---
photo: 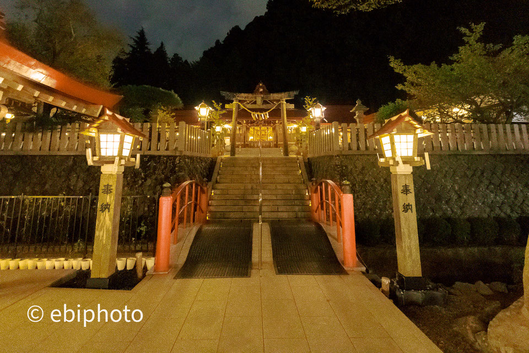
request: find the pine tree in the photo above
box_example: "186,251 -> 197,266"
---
151,42 -> 171,89
111,28 -> 153,87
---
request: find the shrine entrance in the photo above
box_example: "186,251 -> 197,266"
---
248,126 -> 275,148
221,83 -> 298,156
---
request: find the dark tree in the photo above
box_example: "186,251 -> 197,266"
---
151,42 -> 171,89
111,28 -> 153,87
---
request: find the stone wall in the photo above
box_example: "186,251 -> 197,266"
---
309,154 -> 529,222
0,155 -> 215,196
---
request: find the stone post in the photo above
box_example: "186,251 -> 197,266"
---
90,164 -> 124,283
281,99 -> 289,156
230,99 -> 239,156
390,164 -> 422,279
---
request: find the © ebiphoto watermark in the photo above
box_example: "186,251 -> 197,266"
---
27,304 -> 143,327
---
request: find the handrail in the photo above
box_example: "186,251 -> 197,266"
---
155,179 -> 209,272
311,179 -> 343,242
170,180 -> 208,244
310,179 -> 357,268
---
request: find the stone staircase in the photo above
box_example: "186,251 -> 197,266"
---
208,157 -> 311,221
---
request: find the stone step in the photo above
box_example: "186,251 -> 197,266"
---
221,160 -> 299,167
219,168 -> 301,175
207,211 -> 311,220
213,183 -> 307,190
262,211 -> 311,220
209,205 -> 309,213
211,189 -> 307,196
210,194 -> 308,201
217,176 -> 302,183
210,199 -> 309,206
208,211 -> 259,220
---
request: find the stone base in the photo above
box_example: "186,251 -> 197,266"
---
488,297 -> 529,353
396,272 -> 427,290
395,288 -> 447,306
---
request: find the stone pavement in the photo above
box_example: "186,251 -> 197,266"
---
0,225 -> 442,353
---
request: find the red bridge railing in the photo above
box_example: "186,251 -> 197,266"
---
311,179 -> 357,268
155,180 -> 208,272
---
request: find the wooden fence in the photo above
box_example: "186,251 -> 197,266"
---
0,121 -> 211,157
308,121 -> 529,157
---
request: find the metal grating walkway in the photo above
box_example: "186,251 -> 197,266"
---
175,222 -> 253,279
270,221 -> 347,275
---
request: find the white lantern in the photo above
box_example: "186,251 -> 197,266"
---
369,109 -> 432,167
82,109 -> 144,167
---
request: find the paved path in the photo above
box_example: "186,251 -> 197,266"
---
0,225 -> 442,352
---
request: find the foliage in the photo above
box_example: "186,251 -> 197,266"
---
302,96 -> 319,129
447,218 -> 471,245
390,23 -> 529,124
208,101 -> 228,149
468,217 -> 498,246
310,0 -> 402,13
117,85 -> 183,123
111,28 -> 193,104
25,109 -> 91,130
517,216 -> 529,244
495,217 -> 522,245
379,218 -> 395,245
355,219 -> 381,246
7,0 -> 123,88
375,99 -> 413,123
420,217 -> 452,245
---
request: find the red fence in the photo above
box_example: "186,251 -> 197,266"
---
154,180 -> 208,272
311,180 -> 357,268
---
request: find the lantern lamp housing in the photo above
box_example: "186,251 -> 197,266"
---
310,103 -> 326,120
82,109 -> 145,168
195,102 -> 211,121
368,109 -> 432,168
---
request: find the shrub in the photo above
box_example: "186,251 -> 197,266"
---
355,219 -> 381,246
468,218 -> 499,246
447,218 -> 471,245
495,217 -> 522,245
517,216 -> 529,245
379,218 -> 396,245
420,217 -> 452,245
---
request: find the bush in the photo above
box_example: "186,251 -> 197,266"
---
379,218 -> 396,245
447,218 -> 471,245
420,217 -> 452,245
468,218 -> 499,246
517,216 -> 529,245
355,219 -> 381,246
495,217 -> 522,245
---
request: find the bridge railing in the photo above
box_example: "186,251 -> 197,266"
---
310,179 -> 357,268
0,121 -> 211,157
155,180 -> 208,272
308,121 -> 529,157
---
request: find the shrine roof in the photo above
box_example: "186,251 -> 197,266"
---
0,41 -> 122,109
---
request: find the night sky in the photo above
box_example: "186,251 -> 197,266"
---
2,0 -> 268,61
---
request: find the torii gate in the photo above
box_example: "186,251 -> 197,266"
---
221,83 -> 298,156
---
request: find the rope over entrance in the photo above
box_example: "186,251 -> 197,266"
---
235,101 -> 281,121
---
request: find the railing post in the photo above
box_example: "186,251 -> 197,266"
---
174,194 -> 180,244
341,182 -> 357,269
310,180 -> 320,222
200,187 -> 208,223
155,183 -> 172,273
